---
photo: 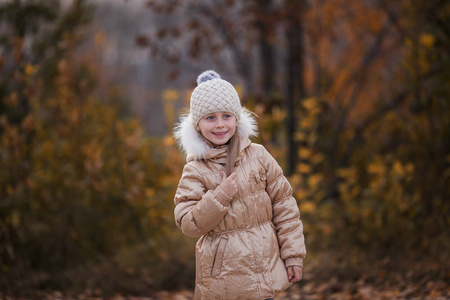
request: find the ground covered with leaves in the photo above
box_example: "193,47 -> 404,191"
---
147,276 -> 449,300
3,260 -> 448,300
2,278 -> 448,300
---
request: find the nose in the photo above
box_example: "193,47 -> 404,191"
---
216,118 -> 224,128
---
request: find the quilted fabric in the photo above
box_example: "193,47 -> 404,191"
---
190,76 -> 241,126
174,139 -> 306,299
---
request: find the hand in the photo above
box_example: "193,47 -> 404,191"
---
287,266 -> 302,283
219,171 -> 238,198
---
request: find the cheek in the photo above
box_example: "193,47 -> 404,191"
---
228,122 -> 237,133
200,125 -> 214,136
197,121 -> 210,132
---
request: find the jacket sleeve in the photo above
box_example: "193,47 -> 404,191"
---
174,163 -> 232,237
261,146 -> 306,268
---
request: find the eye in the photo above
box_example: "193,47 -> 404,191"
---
224,114 -> 232,119
206,116 -> 214,120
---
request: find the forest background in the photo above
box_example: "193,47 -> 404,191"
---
0,0 -> 449,298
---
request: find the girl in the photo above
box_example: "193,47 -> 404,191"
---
174,70 -> 306,300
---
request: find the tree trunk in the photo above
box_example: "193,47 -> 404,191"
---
256,0 -> 275,109
285,0 -> 307,175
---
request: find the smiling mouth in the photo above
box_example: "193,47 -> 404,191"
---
213,131 -> 227,136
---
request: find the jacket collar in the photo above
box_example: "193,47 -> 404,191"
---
174,108 -> 258,161
186,136 -> 252,163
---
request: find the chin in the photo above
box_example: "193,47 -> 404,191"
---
210,137 -> 230,146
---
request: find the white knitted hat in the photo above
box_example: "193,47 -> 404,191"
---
174,70 -> 258,158
190,70 -> 241,125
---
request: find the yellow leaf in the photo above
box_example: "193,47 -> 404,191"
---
308,173 -> 322,188
420,33 -> 435,48
295,189 -> 309,200
297,163 -> 311,174
234,84 -> 243,97
350,186 -> 360,198
145,188 -> 155,197
302,97 -> 317,110
163,135 -> 175,147
337,167 -> 357,183
253,104 -> 264,115
308,133 -> 318,144
289,174 -> 301,186
392,161 -> 404,176
309,107 -> 321,116
368,163 -> 385,175
162,89 -> 179,102
311,153 -> 326,165
337,168 -> 349,178
301,201 -> 316,213
294,132 -> 306,142
25,64 -> 37,76
338,183 -> 348,193
272,107 -> 285,121
43,140 -> 52,153
299,148 -> 312,158
300,118 -> 311,129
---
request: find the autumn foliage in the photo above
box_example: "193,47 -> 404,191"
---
1,0 -> 449,298
0,0 -> 192,294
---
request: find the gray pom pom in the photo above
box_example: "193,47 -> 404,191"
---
197,70 -> 221,85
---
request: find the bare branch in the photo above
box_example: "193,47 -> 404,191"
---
328,22 -> 391,168
192,3 -> 253,88
340,66 -> 443,166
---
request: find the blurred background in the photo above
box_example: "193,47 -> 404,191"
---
0,0 -> 449,298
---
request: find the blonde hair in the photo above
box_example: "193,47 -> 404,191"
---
225,129 -> 240,176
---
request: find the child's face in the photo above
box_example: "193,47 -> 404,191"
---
197,111 -> 237,146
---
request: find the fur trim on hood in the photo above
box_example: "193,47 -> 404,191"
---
174,108 -> 258,160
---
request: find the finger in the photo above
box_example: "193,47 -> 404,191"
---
221,171 -> 227,181
287,267 -> 293,279
290,267 -> 299,282
294,268 -> 302,281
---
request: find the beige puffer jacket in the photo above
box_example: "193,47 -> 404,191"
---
174,111 -> 306,300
